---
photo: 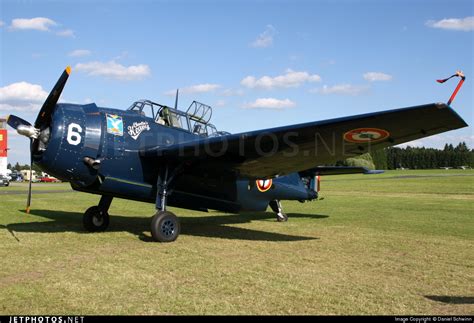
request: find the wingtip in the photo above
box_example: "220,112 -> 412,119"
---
66,66 -> 72,75
435,102 -> 449,109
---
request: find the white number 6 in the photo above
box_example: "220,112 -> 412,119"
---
67,123 -> 83,146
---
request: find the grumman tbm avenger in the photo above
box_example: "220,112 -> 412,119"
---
7,67 -> 467,242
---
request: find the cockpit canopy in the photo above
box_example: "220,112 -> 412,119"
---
128,100 -> 229,137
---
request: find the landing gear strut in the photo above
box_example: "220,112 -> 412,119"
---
151,166 -> 181,242
83,195 -> 113,232
269,200 -> 288,222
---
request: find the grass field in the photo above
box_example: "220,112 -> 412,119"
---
0,170 -> 473,315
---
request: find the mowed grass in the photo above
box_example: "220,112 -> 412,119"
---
0,170 -> 473,315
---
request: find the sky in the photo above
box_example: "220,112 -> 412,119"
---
1,0 -> 473,164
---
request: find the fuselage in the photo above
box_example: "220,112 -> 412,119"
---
34,103 -> 317,213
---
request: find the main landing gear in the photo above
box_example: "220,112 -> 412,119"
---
83,195 -> 112,232
81,191 -> 180,242
151,166 -> 181,242
269,200 -> 288,222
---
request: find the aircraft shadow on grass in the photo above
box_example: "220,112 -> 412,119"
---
5,210 -> 328,242
424,295 -> 474,304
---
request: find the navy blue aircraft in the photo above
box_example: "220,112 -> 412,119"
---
7,67 -> 468,242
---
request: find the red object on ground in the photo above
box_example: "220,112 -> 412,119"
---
39,177 -> 59,182
0,130 -> 7,157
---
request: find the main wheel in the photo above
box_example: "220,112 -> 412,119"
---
83,206 -> 109,232
151,211 -> 180,242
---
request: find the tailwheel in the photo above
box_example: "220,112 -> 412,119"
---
83,206 -> 109,232
151,211 -> 181,242
269,200 -> 288,222
276,212 -> 288,222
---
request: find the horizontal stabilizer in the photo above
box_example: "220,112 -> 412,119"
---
300,166 -> 383,176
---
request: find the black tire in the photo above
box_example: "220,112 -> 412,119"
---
151,211 -> 180,242
277,213 -> 288,222
83,206 -> 109,232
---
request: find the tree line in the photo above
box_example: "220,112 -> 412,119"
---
7,162 -> 43,173
340,142 -> 473,170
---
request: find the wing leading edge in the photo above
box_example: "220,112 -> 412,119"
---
141,103 -> 467,179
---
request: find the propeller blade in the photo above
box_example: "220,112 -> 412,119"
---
26,140 -> 33,214
7,115 -> 32,130
7,115 -> 39,138
34,66 -> 71,129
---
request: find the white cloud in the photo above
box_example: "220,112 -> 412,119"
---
0,103 -> 42,113
251,25 -> 276,48
311,84 -> 370,96
68,49 -> 92,57
0,21 -> 4,27
10,17 -> 57,31
9,17 -> 75,38
426,16 -> 474,31
56,29 -> 75,37
289,55 -> 300,61
220,88 -> 245,96
395,140 -> 426,148
215,100 -> 226,107
113,51 -> 129,60
0,82 -> 48,112
241,69 -> 321,89
0,82 -> 48,103
165,84 -> 221,96
75,60 -> 151,81
182,84 -> 220,94
243,98 -> 296,109
363,72 -> 393,82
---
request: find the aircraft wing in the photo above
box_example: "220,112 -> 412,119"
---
141,103 -> 467,179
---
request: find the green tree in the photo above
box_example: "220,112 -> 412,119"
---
32,163 -> 42,173
371,149 -> 388,170
455,142 -> 470,167
343,153 -> 375,170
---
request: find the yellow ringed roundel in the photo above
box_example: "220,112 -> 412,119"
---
343,128 -> 390,143
256,179 -> 272,192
